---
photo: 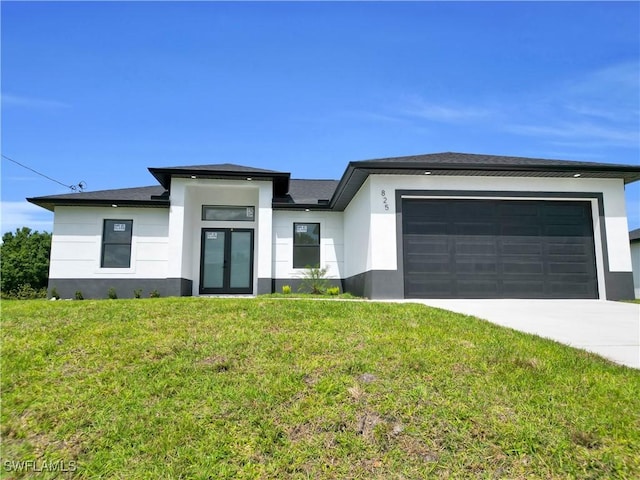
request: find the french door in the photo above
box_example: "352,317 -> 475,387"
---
200,228 -> 254,294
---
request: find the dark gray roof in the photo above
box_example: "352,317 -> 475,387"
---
630,229 -> 640,242
27,152 -> 640,212
148,163 -> 290,192
155,163 -> 285,174
285,179 -> 339,205
27,186 -> 168,211
331,151 -> 640,210
354,152 -> 638,169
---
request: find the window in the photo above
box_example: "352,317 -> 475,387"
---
101,220 -> 133,268
293,223 -> 320,268
202,205 -> 255,221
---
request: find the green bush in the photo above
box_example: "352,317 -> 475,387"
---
0,227 -> 51,295
108,288 -> 118,300
134,289 -> 142,299
149,290 -> 160,298
4,283 -> 48,300
327,287 -> 340,296
298,266 -> 330,295
282,285 -> 292,294
75,290 -> 84,300
50,287 -> 60,300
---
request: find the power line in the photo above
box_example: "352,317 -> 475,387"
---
1,154 -> 86,192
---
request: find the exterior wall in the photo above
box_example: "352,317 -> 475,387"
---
272,210 -> 344,287
343,177 -> 372,278
342,174 -> 633,299
631,241 -> 640,299
49,206 -> 170,279
168,178 -> 273,296
48,205 -> 174,298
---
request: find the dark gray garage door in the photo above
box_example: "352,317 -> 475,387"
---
402,199 -> 598,299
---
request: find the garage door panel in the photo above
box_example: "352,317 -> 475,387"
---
405,276 -> 453,296
500,224 -> 543,236
454,223 -> 498,235
406,257 -> 450,272
547,242 -> 589,256
402,199 -> 597,299
455,238 -> 497,255
502,281 -> 546,296
457,280 -> 499,296
502,261 -> 544,274
405,221 -> 451,235
501,240 -> 543,255
455,259 -> 498,274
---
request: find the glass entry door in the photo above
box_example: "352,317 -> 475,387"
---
200,228 -> 254,294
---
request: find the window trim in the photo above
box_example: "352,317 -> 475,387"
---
293,222 -> 320,269
101,219 -> 133,268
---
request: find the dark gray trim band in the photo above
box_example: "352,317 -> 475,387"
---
48,278 -> 192,299
343,270 -> 403,299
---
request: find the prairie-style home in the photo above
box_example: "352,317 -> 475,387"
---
28,152 -> 640,300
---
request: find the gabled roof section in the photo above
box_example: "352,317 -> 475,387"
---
330,152 -> 640,210
273,179 -> 339,209
148,163 -> 290,195
27,186 -> 168,212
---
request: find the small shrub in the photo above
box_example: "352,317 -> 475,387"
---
108,287 -> 118,300
149,290 -> 160,298
75,290 -> 84,300
327,287 -> 340,296
298,266 -> 331,295
134,289 -> 142,299
7,284 -> 48,300
282,285 -> 292,294
50,287 -> 60,300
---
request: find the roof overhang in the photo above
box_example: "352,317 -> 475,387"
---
330,161 -> 640,210
26,197 -> 169,212
148,166 -> 290,196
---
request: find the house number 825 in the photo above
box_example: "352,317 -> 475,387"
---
381,190 -> 389,211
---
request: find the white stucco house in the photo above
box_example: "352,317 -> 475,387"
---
630,229 -> 640,299
28,152 -> 640,300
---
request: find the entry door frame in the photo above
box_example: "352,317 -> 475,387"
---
199,228 -> 254,295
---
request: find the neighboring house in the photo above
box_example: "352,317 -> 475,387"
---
631,229 -> 640,299
28,152 -> 640,300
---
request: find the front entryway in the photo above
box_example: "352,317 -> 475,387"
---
200,228 -> 254,294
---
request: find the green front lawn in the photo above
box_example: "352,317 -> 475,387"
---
2,298 -> 639,479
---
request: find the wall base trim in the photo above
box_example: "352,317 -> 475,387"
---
48,278 -> 193,299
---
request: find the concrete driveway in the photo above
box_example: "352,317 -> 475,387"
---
406,299 -> 640,369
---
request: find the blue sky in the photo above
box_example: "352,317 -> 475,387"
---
2,1 -> 639,234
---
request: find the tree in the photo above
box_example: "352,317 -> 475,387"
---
0,227 -> 52,293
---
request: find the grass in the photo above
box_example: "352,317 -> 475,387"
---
2,297 -> 639,479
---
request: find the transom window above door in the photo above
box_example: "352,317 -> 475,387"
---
202,205 -> 255,222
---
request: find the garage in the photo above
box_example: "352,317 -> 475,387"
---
402,198 -> 598,299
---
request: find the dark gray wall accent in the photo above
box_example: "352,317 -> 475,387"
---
343,270 -> 404,299
48,278 -> 192,299
604,272 -> 635,300
272,278 -> 344,294
393,190 -> 626,299
257,278 -> 272,295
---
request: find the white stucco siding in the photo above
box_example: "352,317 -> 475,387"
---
342,177 -> 373,278
168,178 -> 272,295
631,242 -> 640,299
368,174 -> 633,274
49,206 -> 169,279
272,210 -> 344,279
